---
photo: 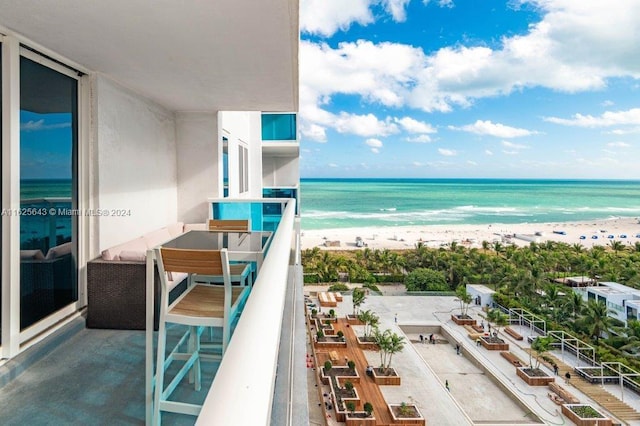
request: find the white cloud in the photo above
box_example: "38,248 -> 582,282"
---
467,160 -> 478,166
301,1 -> 640,126
607,141 -> 631,148
423,0 -> 454,7
502,150 -> 519,155
383,0 -> 411,21
21,119 -> 71,132
412,161 -> 423,166
438,148 -> 457,156
451,120 -> 536,138
366,138 -> 383,153
406,135 -> 433,143
335,113 -> 399,137
300,123 -> 327,142
602,100 -> 614,107
544,108 -> 640,127
328,163 -> 339,168
394,116 -> 437,134
609,127 -> 640,135
300,0 -> 373,37
501,140 -> 529,149
485,150 -> 493,155
366,138 -> 383,147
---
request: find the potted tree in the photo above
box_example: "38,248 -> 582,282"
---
356,309 -> 380,349
371,328 -> 404,385
452,285 -> 476,325
481,309 -> 509,350
348,287 -> 366,323
518,336 -> 554,386
388,401 -> 425,425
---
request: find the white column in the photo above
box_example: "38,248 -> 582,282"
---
1,36 -> 21,358
175,112 -> 219,223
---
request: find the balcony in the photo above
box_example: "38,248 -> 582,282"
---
262,113 -> 299,157
0,199 -> 307,425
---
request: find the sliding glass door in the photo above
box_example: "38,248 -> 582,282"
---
19,54 -> 78,330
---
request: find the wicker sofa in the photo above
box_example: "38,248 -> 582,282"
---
86,222 -> 205,329
21,243 -> 74,328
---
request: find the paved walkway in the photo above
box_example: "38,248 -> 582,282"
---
304,289 -> 640,425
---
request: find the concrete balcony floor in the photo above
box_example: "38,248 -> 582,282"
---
0,318 -> 220,425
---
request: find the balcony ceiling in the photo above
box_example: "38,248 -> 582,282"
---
0,0 -> 299,112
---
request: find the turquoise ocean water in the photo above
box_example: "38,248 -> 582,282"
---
300,179 -> 640,230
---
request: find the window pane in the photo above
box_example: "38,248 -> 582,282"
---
19,56 -> 78,330
261,113 -> 296,141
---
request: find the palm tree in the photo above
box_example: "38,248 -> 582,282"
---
358,309 -> 379,339
581,300 -> 615,343
486,308 -> 508,337
564,291 -> 584,321
608,240 -> 626,256
455,285 -> 473,318
384,332 -> 406,374
373,328 -> 390,369
351,287 -> 366,316
529,336 -> 552,370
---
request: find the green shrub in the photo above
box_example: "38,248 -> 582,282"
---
374,274 -> 405,283
337,330 -> 344,338
324,360 -> 332,371
404,268 -> 448,291
347,360 -> 356,369
328,283 -> 349,292
316,330 -> 324,339
363,282 -> 381,293
329,309 -> 336,317
303,274 -> 320,284
345,401 -> 356,413
364,402 -> 373,416
344,380 -> 354,391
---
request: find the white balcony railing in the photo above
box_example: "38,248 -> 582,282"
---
196,199 -> 296,425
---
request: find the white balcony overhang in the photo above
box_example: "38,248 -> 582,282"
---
0,0 -> 299,112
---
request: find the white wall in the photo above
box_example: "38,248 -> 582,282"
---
220,111 -> 262,198
175,112 -> 219,223
262,156 -> 299,187
94,76 -> 178,251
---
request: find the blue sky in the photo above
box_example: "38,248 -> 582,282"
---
298,0 -> 640,179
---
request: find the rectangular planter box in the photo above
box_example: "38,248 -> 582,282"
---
517,368 -> 555,386
480,337 -> 509,351
321,367 -> 361,386
345,413 -> 376,425
561,404 -> 612,426
346,314 -> 363,325
388,404 -> 426,425
314,337 -> 347,349
356,335 -> 379,350
372,367 -> 401,385
451,314 -> 476,326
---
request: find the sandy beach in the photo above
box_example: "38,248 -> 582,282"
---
301,217 -> 640,251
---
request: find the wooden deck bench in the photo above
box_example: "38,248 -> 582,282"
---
330,291 -> 343,302
319,292 -> 337,307
500,351 -> 524,367
471,324 -> 484,333
329,350 -> 340,362
548,382 -> 580,404
505,327 -> 523,340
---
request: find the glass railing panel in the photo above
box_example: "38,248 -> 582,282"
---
261,113 -> 296,141
210,200 -> 288,233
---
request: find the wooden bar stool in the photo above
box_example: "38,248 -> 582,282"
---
152,247 -> 249,424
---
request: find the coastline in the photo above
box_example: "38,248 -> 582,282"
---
301,216 -> 640,251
